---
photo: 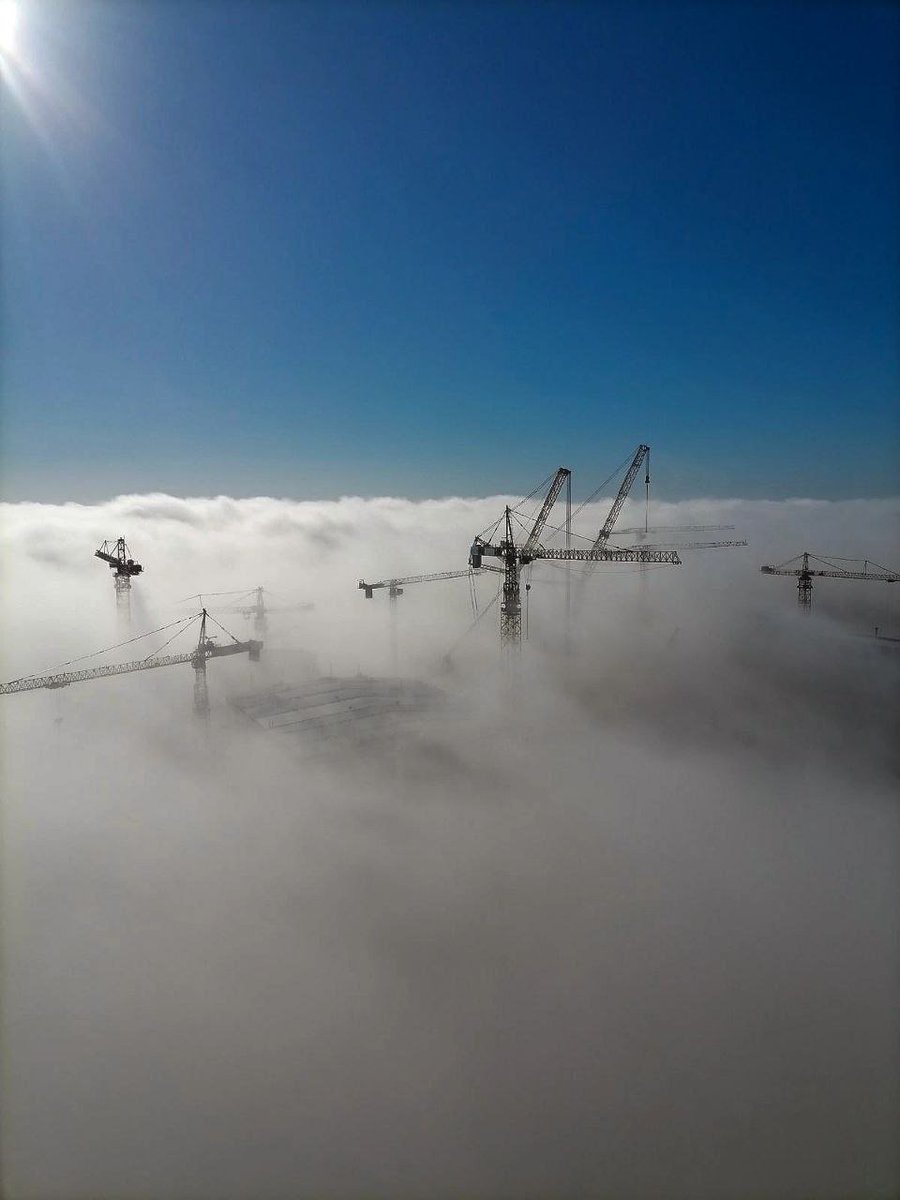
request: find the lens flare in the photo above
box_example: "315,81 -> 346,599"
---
0,2 -> 19,58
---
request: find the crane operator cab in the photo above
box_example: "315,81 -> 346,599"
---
469,541 -> 483,570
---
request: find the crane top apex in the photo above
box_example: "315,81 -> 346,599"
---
95,537 -> 143,577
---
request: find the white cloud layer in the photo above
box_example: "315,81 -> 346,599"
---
2,492 -> 899,1199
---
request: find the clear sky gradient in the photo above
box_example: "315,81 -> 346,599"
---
1,0 -> 898,502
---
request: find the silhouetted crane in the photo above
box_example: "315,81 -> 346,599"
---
760,552 -> 899,610
95,537 -> 142,632
470,466 -> 681,653
0,610 -> 261,718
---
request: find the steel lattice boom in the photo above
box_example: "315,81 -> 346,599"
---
592,445 -> 650,549
614,524 -> 735,536
522,467 -> 571,556
628,540 -> 748,551
358,568 -> 496,600
0,610 -> 262,717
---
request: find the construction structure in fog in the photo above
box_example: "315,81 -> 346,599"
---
95,537 -> 142,632
615,524 -> 737,538
470,461 -> 681,652
358,567 -> 502,672
760,551 -> 899,610
231,675 -> 446,753
0,609 -> 261,719
358,568 -> 496,604
180,586 -> 313,638
624,539 -> 747,552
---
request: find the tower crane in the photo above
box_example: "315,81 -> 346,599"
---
179,586 -> 313,638
469,466 -> 681,652
95,537 -> 142,631
0,610 -> 261,719
760,552 -> 899,610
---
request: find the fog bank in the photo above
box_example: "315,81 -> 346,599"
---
2,492 -> 898,1198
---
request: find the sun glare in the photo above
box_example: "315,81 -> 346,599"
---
0,2 -> 19,58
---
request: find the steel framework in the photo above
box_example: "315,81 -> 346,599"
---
470,466 -> 681,653
95,537 -> 143,632
760,551 -> 899,610
0,610 -> 261,718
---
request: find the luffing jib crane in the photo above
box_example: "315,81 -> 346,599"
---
760,551 -> 899,610
470,466 -> 681,652
95,537 -> 142,631
0,610 -> 261,719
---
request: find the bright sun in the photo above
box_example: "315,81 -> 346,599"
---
0,2 -> 20,58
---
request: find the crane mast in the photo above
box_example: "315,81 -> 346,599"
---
629,540 -> 748,550
500,506 -> 523,649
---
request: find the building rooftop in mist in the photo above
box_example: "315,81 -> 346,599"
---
229,675 -> 446,750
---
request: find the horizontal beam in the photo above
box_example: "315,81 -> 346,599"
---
1,640 -> 261,695
536,548 -> 680,564
761,567 -> 898,581
0,651 -> 195,694
359,568 -> 489,591
633,540 -> 747,550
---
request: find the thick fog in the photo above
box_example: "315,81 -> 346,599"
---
2,492 -> 899,1199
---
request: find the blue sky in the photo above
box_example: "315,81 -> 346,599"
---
1,0 -> 897,502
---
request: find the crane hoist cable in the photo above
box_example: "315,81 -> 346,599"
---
443,580 -> 503,661
535,450 -> 648,552
203,610 -> 245,643
141,617 -> 204,661
176,589 -> 255,603
473,467 -> 563,542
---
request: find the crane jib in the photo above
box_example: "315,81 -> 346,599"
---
0,640 -> 262,695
